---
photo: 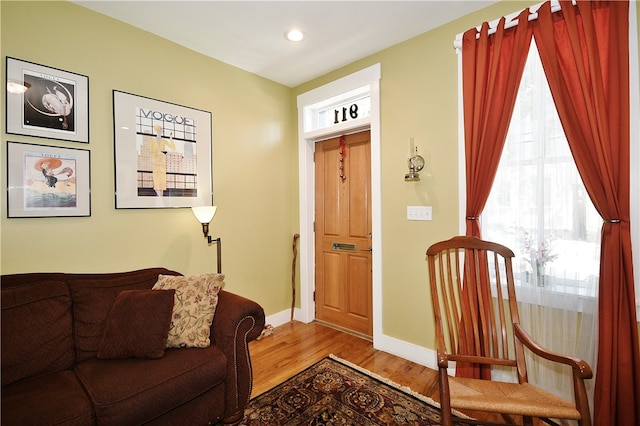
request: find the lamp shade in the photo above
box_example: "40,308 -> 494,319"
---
191,206 -> 217,224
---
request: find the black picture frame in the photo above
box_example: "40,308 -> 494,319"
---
113,90 -> 213,209
5,57 -> 89,143
6,141 -> 91,218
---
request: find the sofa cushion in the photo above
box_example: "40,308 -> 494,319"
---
98,289 -> 175,360
75,346 -> 227,425
68,269 -> 180,362
1,370 -> 95,425
152,273 -> 224,348
1,281 -> 74,387
142,387 -> 226,426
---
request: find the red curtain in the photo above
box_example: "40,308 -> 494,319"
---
532,1 -> 639,424
462,9 -> 532,238
460,9 -> 532,378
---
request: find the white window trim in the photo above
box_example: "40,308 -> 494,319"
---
456,1 -> 640,317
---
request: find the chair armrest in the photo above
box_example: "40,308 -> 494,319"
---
514,323 -> 592,379
436,349 -> 450,368
210,290 -> 266,423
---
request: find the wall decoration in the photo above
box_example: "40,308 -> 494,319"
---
5,57 -> 89,143
113,90 -> 213,209
6,142 -> 91,218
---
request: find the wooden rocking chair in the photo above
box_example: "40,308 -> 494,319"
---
426,236 -> 592,426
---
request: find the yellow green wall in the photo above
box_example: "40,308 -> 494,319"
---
292,0 -> 640,349
2,1 -> 639,349
0,1 -> 296,316
293,1 -> 542,346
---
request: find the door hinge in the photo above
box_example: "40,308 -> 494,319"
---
313,221 -> 315,232
313,291 -> 316,302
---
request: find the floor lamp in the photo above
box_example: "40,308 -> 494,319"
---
191,206 -> 222,274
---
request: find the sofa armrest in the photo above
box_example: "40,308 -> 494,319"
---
211,290 -> 265,423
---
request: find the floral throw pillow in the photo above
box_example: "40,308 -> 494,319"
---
152,273 -> 224,348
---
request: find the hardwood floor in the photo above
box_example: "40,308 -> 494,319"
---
248,321 -> 539,425
249,321 -> 439,399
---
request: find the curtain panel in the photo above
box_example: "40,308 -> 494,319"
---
460,9 -> 532,379
462,9 -> 532,239
532,2 -> 639,424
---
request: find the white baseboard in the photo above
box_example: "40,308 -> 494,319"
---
263,309 -> 439,371
374,333 -> 439,370
263,308 -> 302,328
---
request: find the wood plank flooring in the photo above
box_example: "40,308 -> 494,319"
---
248,321 -> 439,399
248,320 -> 521,425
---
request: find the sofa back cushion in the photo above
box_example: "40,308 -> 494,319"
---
1,281 -> 74,386
1,273 -> 66,289
67,268 -> 181,361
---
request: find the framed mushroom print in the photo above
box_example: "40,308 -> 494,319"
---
5,57 -> 89,143
113,90 -> 213,209
6,141 -> 91,218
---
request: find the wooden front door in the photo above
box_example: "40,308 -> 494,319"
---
315,131 -> 372,336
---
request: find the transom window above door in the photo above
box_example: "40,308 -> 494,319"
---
302,85 -> 371,134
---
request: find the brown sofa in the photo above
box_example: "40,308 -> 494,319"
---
1,268 -> 265,426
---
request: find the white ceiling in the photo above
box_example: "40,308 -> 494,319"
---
74,1 -> 497,87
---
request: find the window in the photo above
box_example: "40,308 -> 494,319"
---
302,85 -> 371,133
482,41 -> 601,299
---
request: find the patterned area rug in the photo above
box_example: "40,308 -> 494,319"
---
239,355 -> 470,425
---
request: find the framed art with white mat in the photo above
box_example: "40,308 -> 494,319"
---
5,57 -> 89,143
113,90 -> 212,209
6,141 -> 91,218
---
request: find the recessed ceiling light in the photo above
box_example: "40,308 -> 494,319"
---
285,29 -> 304,42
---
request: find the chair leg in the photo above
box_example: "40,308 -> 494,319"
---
577,413 -> 592,426
574,380 -> 592,426
438,369 -> 453,426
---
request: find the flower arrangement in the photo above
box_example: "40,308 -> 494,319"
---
521,231 -> 558,286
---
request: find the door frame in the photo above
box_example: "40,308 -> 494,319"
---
296,64 -> 382,343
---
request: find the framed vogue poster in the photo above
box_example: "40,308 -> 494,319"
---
5,57 -> 89,143
113,90 -> 213,209
6,142 -> 91,218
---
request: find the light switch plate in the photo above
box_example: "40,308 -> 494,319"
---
407,206 -> 432,221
